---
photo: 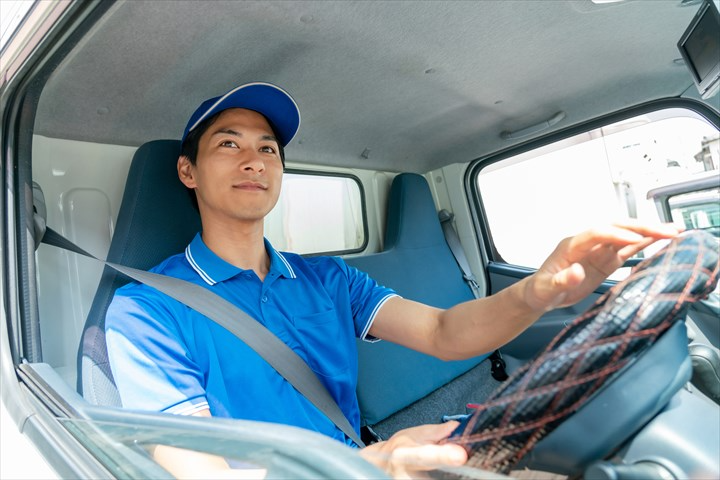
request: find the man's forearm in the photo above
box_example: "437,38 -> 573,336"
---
433,276 -> 543,360
369,277 -> 543,362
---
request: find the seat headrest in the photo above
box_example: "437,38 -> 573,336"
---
384,173 -> 446,250
108,139 -> 201,269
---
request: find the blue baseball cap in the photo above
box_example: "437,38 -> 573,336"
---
181,82 -> 300,147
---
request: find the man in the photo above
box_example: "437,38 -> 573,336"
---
105,82 -> 679,478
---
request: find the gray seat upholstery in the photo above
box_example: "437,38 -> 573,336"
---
77,139 -> 200,405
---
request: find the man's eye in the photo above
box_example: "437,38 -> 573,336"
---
260,145 -> 277,154
220,140 -> 238,148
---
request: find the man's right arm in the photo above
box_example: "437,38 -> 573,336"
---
152,408 -> 267,480
105,289 -> 209,414
106,292 -> 261,477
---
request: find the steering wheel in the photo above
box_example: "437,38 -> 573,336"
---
447,230 -> 720,474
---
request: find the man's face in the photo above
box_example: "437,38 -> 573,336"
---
178,108 -> 284,227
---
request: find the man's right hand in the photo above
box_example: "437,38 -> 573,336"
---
360,422 -> 468,479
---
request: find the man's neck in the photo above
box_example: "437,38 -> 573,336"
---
200,220 -> 271,281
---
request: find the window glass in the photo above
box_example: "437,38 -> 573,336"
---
476,108 -> 719,278
59,413 -> 381,480
669,187 -> 720,236
265,172 -> 365,255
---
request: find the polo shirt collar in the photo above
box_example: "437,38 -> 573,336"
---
185,233 -> 296,285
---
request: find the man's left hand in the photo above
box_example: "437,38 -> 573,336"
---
523,222 -> 681,312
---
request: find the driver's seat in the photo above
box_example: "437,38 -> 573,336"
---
77,139 -> 200,406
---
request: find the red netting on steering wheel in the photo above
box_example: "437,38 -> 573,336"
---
448,230 -> 720,474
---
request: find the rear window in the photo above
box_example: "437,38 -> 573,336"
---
265,172 -> 366,255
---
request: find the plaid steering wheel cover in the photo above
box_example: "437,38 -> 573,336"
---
449,230 -> 720,473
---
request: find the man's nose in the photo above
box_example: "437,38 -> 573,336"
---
241,152 -> 265,173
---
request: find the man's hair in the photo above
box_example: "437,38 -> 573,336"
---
180,111 -> 286,210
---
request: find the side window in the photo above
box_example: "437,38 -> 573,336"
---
265,172 -> 366,255
475,108 -> 719,278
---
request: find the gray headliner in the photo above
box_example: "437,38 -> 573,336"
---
34,0 -> 711,172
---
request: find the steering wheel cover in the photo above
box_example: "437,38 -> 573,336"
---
518,321 -> 691,474
449,231 -> 719,473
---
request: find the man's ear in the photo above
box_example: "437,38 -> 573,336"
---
177,156 -> 196,189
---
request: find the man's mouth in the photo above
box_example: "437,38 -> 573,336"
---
233,181 -> 268,191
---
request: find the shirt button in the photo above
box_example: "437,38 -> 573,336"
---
261,296 -> 268,303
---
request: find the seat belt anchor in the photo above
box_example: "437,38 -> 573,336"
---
489,350 -> 509,381
360,425 -> 382,445
463,273 -> 481,292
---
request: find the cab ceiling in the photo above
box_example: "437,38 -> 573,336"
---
34,0 -> 703,173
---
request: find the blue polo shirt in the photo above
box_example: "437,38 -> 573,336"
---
105,233 -> 398,446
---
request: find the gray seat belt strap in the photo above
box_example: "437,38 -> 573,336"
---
438,209 -> 482,299
437,210 -> 508,381
42,227 -> 365,447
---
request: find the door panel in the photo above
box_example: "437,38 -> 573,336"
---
487,263 -> 602,361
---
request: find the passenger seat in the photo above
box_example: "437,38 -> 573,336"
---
346,173 -> 500,439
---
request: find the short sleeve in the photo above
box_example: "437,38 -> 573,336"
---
105,285 -> 208,414
330,257 -> 399,342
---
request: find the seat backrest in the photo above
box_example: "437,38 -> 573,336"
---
346,173 -> 490,426
77,140 -> 201,405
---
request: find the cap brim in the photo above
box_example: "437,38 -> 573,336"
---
183,82 -> 300,147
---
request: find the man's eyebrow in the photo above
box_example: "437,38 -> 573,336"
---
211,128 -> 278,143
211,128 -> 242,138
260,134 -> 279,143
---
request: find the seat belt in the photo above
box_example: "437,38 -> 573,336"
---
438,209 -> 508,381
40,227 -> 365,447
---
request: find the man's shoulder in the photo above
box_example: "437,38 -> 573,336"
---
107,251 -> 200,334
151,250 -> 195,275
115,250 -> 194,297
281,252 -> 348,273
279,253 -> 369,289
